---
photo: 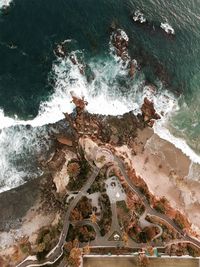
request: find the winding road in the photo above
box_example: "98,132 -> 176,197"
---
16,151 -> 200,267
114,156 -> 200,248
16,167 -> 99,267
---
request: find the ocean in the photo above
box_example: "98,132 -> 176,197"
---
0,0 -> 200,192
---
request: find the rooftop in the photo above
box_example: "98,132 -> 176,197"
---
83,256 -> 199,267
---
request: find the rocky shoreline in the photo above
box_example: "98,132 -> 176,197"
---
0,92 -> 200,265
0,26 -> 200,266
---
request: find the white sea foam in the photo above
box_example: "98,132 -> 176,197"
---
42,53 -> 200,166
0,49 -> 200,192
0,55 -> 133,131
140,85 -> 200,164
0,53 -> 139,192
0,125 -> 52,193
154,121 -> 200,164
160,22 -> 175,35
133,10 -> 147,24
0,0 -> 12,9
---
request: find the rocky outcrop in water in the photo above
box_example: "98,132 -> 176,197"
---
70,91 -> 88,114
110,27 -> 139,79
110,28 -> 129,62
141,97 -> 161,124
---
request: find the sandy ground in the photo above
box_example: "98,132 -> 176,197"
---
0,197 -> 56,255
83,256 -> 199,267
0,177 -> 58,257
115,127 -> 200,236
53,149 -> 76,193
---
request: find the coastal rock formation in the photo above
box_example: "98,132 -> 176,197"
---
2,22 -> 200,267
70,91 -> 88,114
54,43 -> 67,58
50,149 -> 77,194
2,93 -> 200,265
110,29 -> 129,62
141,97 -> 161,123
69,53 -> 85,75
129,60 -> 137,78
57,136 -> 73,146
110,27 -> 139,78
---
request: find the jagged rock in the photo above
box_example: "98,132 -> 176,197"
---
70,91 -> 88,113
54,44 -> 67,58
57,137 -> 73,146
111,29 -> 129,62
48,150 -> 66,171
129,60 -> 136,78
141,97 -> 161,123
69,54 -> 84,74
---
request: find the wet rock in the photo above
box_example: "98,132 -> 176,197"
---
69,53 -> 84,75
57,137 -> 73,146
129,60 -> 136,78
70,91 -> 88,114
110,29 -> 130,62
141,97 -> 161,123
54,44 -> 67,58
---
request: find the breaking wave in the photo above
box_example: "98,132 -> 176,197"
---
0,43 -> 200,192
0,0 -> 12,9
0,124 -> 54,193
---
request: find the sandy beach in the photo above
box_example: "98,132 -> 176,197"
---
116,127 -> 200,237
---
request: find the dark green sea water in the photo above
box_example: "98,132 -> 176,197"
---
0,0 -> 200,191
0,0 -> 200,115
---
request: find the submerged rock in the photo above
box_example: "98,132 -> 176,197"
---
132,10 -> 147,24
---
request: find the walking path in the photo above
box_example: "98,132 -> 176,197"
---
16,167 -> 99,267
16,150 -> 200,267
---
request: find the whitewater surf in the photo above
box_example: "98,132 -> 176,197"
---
0,0 -> 200,192
0,36 -> 198,193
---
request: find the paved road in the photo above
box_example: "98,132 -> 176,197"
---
114,156 -> 200,249
16,152 -> 200,267
16,167 -> 99,267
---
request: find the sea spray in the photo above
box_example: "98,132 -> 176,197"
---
0,42 -> 199,191
0,124 -> 58,193
0,0 -> 12,9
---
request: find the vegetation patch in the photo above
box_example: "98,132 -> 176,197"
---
67,156 -> 90,191
35,225 -> 60,261
70,196 -> 93,221
66,224 -> 96,243
98,193 -> 112,236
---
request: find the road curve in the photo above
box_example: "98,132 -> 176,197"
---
114,156 -> 200,249
16,152 -> 200,267
16,167 -> 99,267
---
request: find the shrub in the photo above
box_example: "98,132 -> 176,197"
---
67,162 -> 80,178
